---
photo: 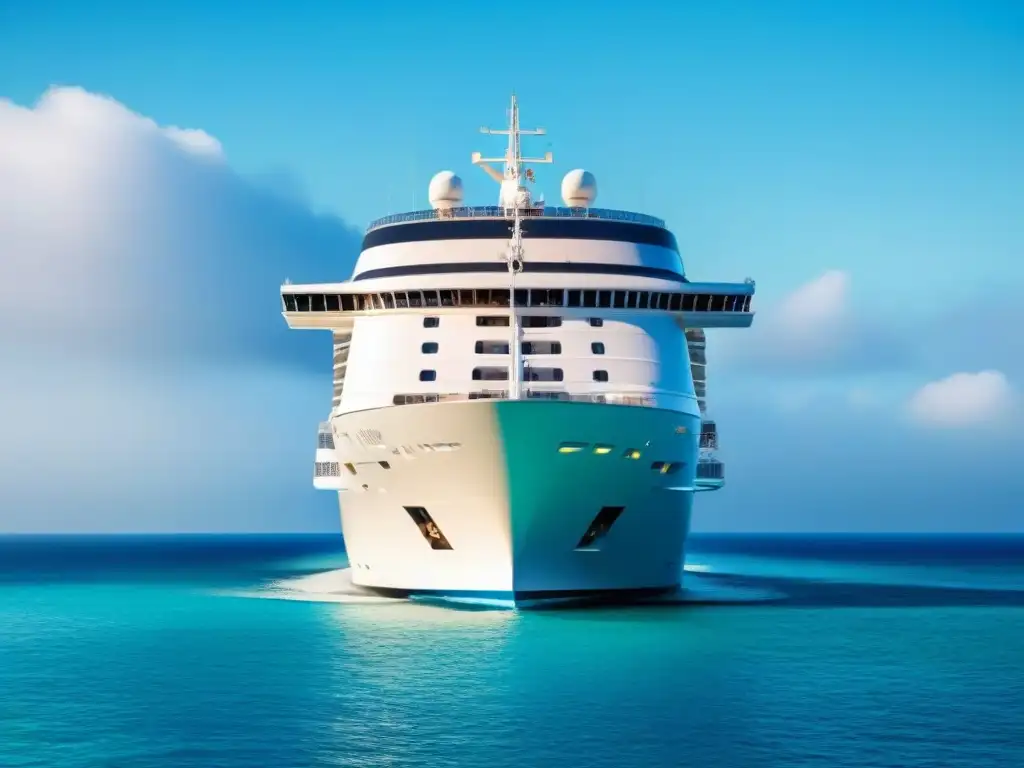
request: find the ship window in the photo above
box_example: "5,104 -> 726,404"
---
522,316 -> 562,328
658,293 -> 670,310
744,295 -> 752,312
514,289 -> 529,307
558,442 -> 587,454
421,342 -> 439,354
440,289 -> 455,307
324,294 -> 339,311
419,370 -> 436,382
711,294 -> 727,312
477,315 -> 510,327
593,445 -> 614,455
589,317 -> 603,327
283,294 -> 297,312
522,341 -> 561,355
626,292 -> 637,309
593,370 -> 609,382
532,289 -> 563,307
669,293 -> 682,311
403,506 -> 453,550
458,289 -> 473,306
491,289 -> 511,307
583,290 -> 597,308
567,290 -> 582,307
379,461 -> 391,470
623,449 -> 641,460
475,340 -> 510,354
613,291 -> 626,309
294,294 -> 310,311
405,291 -> 420,308
423,316 -> 439,328
637,292 -> 649,309
344,462 -> 357,475
591,342 -> 605,355
473,366 -> 509,381
576,506 -> 625,550
310,294 -> 325,312
424,291 -> 440,307
391,292 -> 407,308
683,294 -> 696,312
598,290 -> 612,308
526,367 -> 563,382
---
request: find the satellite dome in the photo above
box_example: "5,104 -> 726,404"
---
428,171 -> 464,209
561,169 -> 597,207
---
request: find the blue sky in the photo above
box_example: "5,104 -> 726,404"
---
1,0 -> 1022,532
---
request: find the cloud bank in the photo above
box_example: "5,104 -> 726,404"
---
907,371 -> 1016,428
0,87 -> 361,531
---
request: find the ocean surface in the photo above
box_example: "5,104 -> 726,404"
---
2,534 -> 1022,768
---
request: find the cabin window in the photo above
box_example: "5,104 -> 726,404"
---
589,318 -> 603,327
526,367 -> 563,382
421,342 -> 438,354
419,370 -> 436,382
613,291 -> 627,309
521,316 -> 562,328
477,316 -> 510,327
283,294 -> 297,312
475,341 -> 510,354
593,370 -> 609,382
522,341 -> 562,355
637,292 -> 649,309
440,289 -> 455,307
598,290 -> 612,308
473,366 -> 509,381
583,290 -> 597,308
567,290 -> 582,307
626,292 -> 638,309
423,317 -> 439,328
591,342 -> 605,355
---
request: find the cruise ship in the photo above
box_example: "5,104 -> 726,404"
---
280,96 -> 755,607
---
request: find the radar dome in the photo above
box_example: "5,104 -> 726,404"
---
561,169 -> 597,207
428,171 -> 464,209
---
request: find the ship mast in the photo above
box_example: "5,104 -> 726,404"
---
473,94 -> 553,401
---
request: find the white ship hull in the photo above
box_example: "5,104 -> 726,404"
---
330,399 -> 701,606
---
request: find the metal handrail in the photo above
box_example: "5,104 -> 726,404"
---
366,206 -> 666,232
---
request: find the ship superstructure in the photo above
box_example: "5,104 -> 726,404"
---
282,96 -> 755,606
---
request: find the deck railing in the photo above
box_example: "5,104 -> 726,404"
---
367,206 -> 666,232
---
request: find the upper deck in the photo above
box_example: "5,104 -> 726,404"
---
366,205 -> 666,233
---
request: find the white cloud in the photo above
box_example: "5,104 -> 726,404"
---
907,370 -> 1016,428
713,269 -> 909,375
0,86 -> 359,531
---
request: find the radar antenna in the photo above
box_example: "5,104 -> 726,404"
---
472,94 -> 553,210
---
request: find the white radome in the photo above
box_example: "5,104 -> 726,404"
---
428,171 -> 464,209
561,168 -> 597,207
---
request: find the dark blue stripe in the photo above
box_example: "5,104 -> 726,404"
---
361,217 -> 679,250
354,261 -> 687,282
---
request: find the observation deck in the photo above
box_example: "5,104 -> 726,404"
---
367,205 -> 666,233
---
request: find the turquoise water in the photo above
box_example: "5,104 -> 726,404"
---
2,535 -> 1022,767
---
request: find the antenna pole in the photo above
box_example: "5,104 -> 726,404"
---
473,93 -> 553,206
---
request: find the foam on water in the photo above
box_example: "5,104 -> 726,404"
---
227,566 -> 783,609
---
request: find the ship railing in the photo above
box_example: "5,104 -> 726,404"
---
366,205 -> 666,232
389,390 -> 663,407
696,458 -> 725,480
